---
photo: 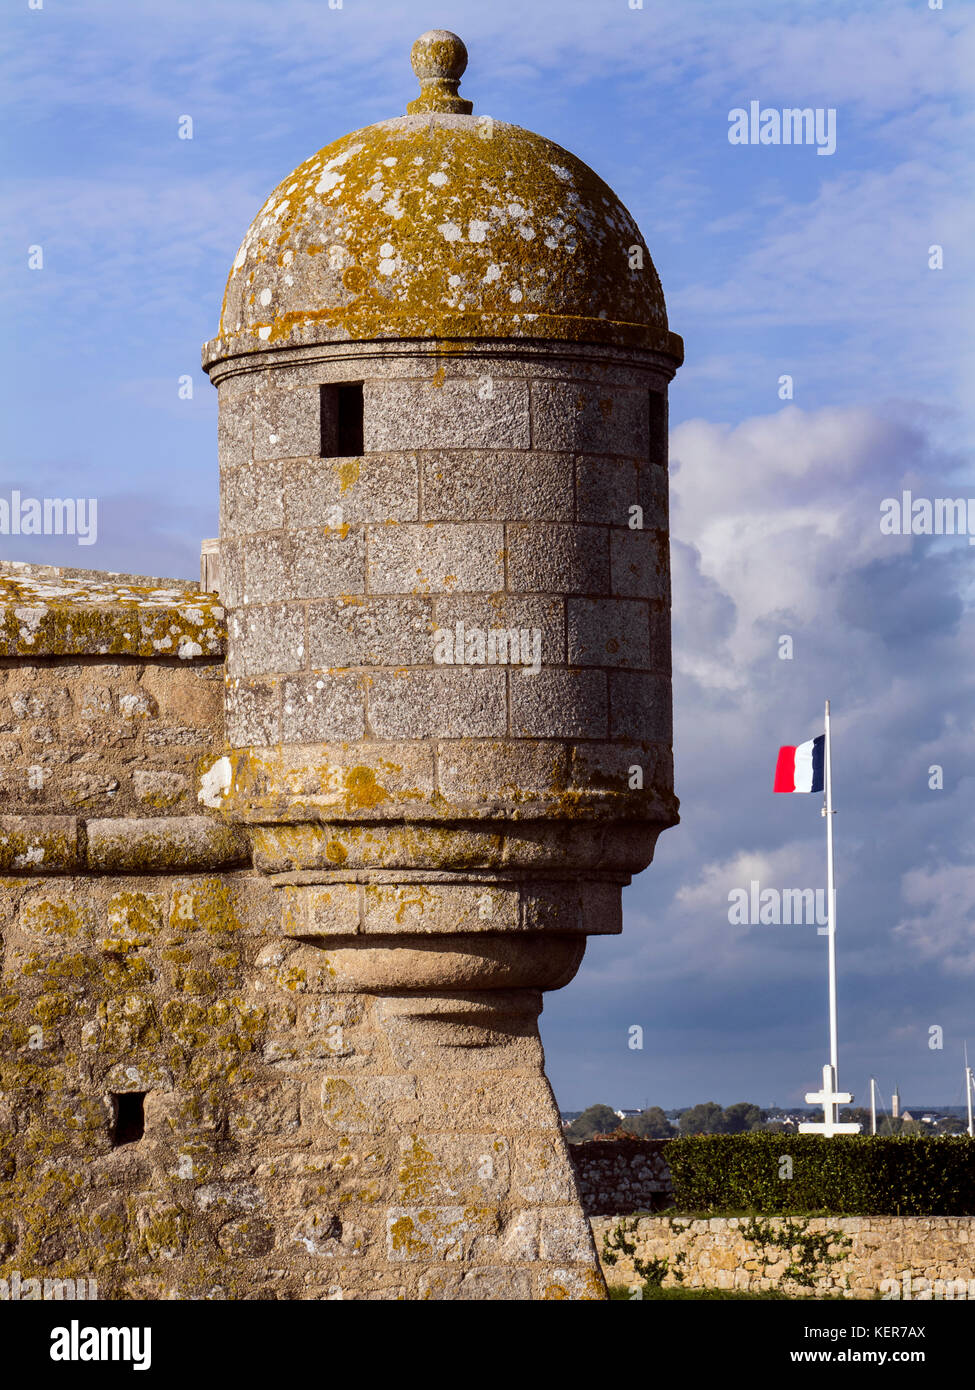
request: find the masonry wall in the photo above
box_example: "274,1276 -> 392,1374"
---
590,1214 -> 975,1299
569,1137 -> 673,1215
0,564 -> 608,1300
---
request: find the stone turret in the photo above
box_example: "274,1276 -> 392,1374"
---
0,32 -> 679,1303
200,29 -> 681,1298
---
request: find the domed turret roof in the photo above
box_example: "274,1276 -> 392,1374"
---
203,31 -> 681,368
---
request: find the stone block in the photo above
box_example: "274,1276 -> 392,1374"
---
241,533 -> 290,606
648,390 -> 669,466
610,530 -> 668,600
252,385 -> 320,460
512,1136 -> 579,1205
281,884 -> 362,938
421,450 -> 572,521
568,598 -> 650,669
637,461 -> 670,531
270,740 -> 436,804
132,769 -> 189,810
649,604 -> 671,675
306,597 -> 433,668
228,603 -> 306,677
419,1267 -> 531,1300
281,675 -> 365,743
218,536 -> 244,607
576,455 -> 640,526
506,524 -> 609,595
540,1206 -> 598,1264
434,594 -> 564,667
221,459 -> 284,536
84,816 -> 248,873
367,668 -> 506,739
608,672 -> 672,742
225,675 -> 281,745
291,526 -> 367,600
531,380 -> 648,457
367,524 -> 504,595
217,386 -> 253,470
570,739 -> 673,796
510,669 -> 607,739
364,377 -> 530,451
362,883 -> 520,936
385,1205 -> 468,1262
283,453 -> 419,527
437,739 -> 568,804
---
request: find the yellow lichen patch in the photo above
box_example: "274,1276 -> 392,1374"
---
335,458 -> 361,493
342,765 -> 388,812
397,1137 -> 438,1203
387,1215 -> 430,1259
0,567 -> 226,660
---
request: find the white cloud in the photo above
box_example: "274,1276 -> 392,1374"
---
894,863 -> 975,975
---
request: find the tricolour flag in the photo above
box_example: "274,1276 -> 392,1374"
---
774,735 -> 825,793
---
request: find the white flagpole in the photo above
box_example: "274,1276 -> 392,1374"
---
870,1077 -> 877,1136
824,700 -> 839,1115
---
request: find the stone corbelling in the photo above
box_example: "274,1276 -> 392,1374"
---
0,565 -> 226,660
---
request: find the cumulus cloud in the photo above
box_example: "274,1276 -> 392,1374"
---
547,401 -> 975,1105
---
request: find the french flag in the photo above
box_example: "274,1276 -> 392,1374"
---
774,735 -> 825,793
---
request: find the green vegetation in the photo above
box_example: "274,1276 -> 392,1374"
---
666,1132 -> 975,1216
601,1218 -> 685,1298
565,1100 -> 770,1141
565,1104 -> 625,1141
678,1101 -> 763,1135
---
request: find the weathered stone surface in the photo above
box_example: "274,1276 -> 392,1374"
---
364,377 -> 531,452
1,32 -> 681,1303
283,453 -> 419,527
367,523 -> 504,595
367,668 -> 506,739
510,669 -> 608,739
590,1210 -> 975,1300
85,816 -> 249,872
506,524 -> 610,595
0,564 -> 226,660
306,597 -> 433,668
421,450 -> 573,521
568,597 -> 651,669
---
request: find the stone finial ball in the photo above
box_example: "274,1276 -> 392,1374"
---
410,30 -> 468,82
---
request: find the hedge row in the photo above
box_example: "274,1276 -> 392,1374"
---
665,1133 -> 975,1216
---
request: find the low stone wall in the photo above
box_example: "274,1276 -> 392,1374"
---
568,1138 -> 672,1216
591,1214 -> 975,1298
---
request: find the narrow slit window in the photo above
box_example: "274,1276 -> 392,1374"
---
337,382 -> 364,456
320,382 -> 364,457
648,390 -> 668,465
111,1091 -> 146,1146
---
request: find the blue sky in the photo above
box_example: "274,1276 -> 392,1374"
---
3,0 -> 974,1110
